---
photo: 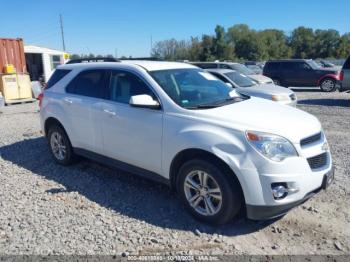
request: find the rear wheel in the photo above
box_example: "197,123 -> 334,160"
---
48,125 -> 76,165
177,159 -> 242,225
320,78 -> 337,92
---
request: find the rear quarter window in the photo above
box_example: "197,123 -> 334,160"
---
46,69 -> 71,89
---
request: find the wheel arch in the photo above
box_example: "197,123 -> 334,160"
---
44,117 -> 68,138
169,148 -> 245,201
317,74 -> 339,86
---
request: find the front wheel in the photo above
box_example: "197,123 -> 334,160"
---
177,159 -> 242,225
320,78 -> 337,92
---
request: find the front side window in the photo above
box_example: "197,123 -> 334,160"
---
66,69 -> 107,98
108,70 -> 155,104
151,69 -> 245,109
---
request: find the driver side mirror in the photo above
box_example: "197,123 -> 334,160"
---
129,94 -> 161,109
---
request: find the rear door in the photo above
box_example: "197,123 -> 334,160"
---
63,69 -> 108,154
342,56 -> 350,89
292,62 -> 316,86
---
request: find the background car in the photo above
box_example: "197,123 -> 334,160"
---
206,68 -> 297,106
340,55 -> 350,91
191,62 -> 273,85
246,65 -> 263,74
263,59 -> 342,92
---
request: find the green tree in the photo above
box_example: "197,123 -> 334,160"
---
289,27 -> 315,58
259,29 -> 291,59
314,29 -> 340,58
213,25 -> 235,60
335,35 -> 350,58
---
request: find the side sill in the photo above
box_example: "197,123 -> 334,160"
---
73,148 -> 170,187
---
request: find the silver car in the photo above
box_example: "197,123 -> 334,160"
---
192,62 -> 273,85
206,68 -> 297,106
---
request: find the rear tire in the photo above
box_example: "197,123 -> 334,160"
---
177,159 -> 242,225
320,78 -> 337,92
47,124 -> 76,165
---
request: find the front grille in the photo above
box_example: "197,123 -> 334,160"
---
307,152 -> 328,169
300,132 -> 322,147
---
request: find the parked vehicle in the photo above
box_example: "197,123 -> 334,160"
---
340,55 -> 350,91
246,65 -> 263,74
206,69 -> 297,106
191,62 -> 273,85
263,59 -> 342,92
39,59 -> 333,224
318,60 -> 336,68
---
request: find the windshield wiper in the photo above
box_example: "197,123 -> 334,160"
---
187,97 -> 244,109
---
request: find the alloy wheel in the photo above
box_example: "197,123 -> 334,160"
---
183,170 -> 222,216
50,132 -> 67,161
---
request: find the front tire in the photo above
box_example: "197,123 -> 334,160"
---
320,78 -> 337,92
48,125 -> 76,165
177,159 -> 242,225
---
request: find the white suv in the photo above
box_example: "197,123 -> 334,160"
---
39,59 -> 334,224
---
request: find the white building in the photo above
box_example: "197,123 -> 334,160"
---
24,45 -> 69,82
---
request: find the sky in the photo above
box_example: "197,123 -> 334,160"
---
0,0 -> 349,57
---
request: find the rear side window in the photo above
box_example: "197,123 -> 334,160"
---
46,69 -> 71,89
343,56 -> 350,69
66,69 -> 107,98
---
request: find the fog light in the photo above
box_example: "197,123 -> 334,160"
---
272,184 -> 288,199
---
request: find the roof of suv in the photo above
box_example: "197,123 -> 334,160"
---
267,59 -> 311,63
59,60 -> 197,71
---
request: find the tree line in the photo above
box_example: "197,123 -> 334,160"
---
151,24 -> 350,61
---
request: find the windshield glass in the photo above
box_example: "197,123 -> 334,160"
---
150,68 -> 244,109
307,60 -> 320,69
224,72 -> 256,87
229,64 -> 254,75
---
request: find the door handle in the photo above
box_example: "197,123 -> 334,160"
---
103,109 -> 116,116
64,98 -> 73,105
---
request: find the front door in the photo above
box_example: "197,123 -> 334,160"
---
100,69 -> 163,174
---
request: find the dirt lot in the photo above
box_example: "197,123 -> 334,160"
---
0,89 -> 349,256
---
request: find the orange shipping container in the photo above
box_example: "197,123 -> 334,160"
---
0,38 -> 27,74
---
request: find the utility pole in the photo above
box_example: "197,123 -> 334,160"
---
59,14 -> 66,51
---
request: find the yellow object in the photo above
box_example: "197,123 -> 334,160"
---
17,73 -> 32,99
64,53 -> 70,60
0,74 -> 20,101
4,64 -> 15,74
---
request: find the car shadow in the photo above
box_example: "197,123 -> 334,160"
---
298,98 -> 350,107
0,137 -> 276,237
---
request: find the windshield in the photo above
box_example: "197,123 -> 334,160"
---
150,68 -> 244,109
229,64 -> 254,75
307,60 -> 320,69
224,72 -> 256,87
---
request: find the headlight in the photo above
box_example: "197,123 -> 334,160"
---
271,94 -> 290,101
246,131 -> 298,161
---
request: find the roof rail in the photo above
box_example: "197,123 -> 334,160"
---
66,57 -> 119,64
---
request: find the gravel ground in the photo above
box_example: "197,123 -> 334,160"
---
0,89 -> 349,256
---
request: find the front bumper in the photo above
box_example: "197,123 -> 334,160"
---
246,168 -> 334,220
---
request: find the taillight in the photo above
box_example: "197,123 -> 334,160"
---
340,70 -> 344,81
38,92 -> 44,108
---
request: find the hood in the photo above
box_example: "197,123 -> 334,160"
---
238,84 -> 293,96
249,74 -> 273,84
193,98 -> 320,144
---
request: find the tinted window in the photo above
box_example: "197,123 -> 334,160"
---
46,69 -> 71,89
295,62 -> 312,70
108,71 -> 154,104
343,56 -> 350,69
66,70 -> 107,98
281,62 -> 295,70
210,72 -> 230,83
265,62 -> 280,71
219,64 -> 231,69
